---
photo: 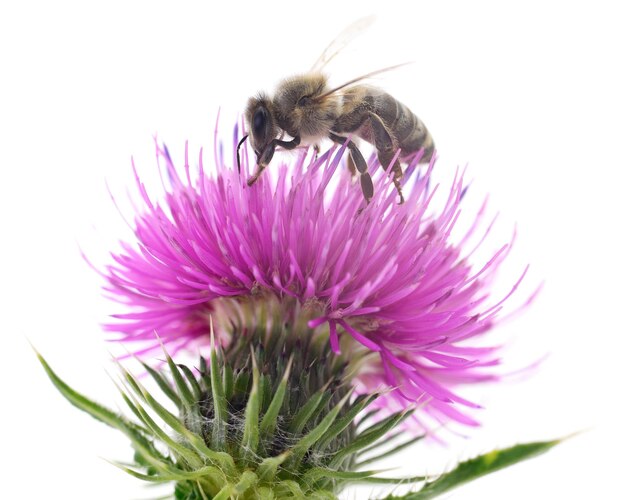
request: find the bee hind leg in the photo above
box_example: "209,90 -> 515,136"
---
368,112 -> 404,204
347,154 -> 357,176
329,132 -> 373,202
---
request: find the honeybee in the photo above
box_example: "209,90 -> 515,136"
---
238,19 -> 435,203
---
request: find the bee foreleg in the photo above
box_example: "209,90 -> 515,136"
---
247,164 -> 266,186
237,134 -> 249,174
329,132 -> 373,202
247,136 -> 301,187
368,112 -> 404,204
274,135 -> 301,150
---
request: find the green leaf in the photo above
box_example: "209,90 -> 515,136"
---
175,481 -> 193,499
354,429 -> 403,458
123,370 -> 234,473
306,490 -> 338,500
289,389 -> 328,435
357,433 -> 425,467
159,343 -> 196,413
329,409 -> 413,468
222,363 -> 234,400
208,483 -> 232,500
110,463 -> 172,483
255,486 -> 277,499
36,351 -> 128,429
304,467 -> 425,485
316,393 -> 378,452
120,389 -> 203,469
111,461 -> 224,483
356,408 -> 380,430
304,467 -> 381,482
274,480 -> 308,498
209,325 -> 228,451
234,370 -> 251,396
241,356 -> 260,463
257,452 -> 290,483
289,390 -> 353,468
37,352 -> 173,469
195,480 -> 211,500
233,470 -> 258,494
141,361 -> 182,409
384,439 -> 563,499
199,356 -> 210,387
260,355 -> 292,442
259,373 -> 271,412
131,375 -> 236,474
178,363 -> 203,401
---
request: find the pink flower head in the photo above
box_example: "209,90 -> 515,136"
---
103,122 -> 527,428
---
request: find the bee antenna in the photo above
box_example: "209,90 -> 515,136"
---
236,134 -> 249,174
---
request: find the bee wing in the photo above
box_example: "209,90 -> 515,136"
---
310,15 -> 376,73
313,62 -> 412,102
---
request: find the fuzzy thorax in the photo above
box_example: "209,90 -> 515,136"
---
272,73 -> 342,141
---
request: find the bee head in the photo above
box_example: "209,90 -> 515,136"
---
245,94 -> 279,166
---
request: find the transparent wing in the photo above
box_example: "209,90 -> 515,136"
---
310,15 -> 376,73
313,62 -> 412,102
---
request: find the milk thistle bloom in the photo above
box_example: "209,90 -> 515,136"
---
37,121 -> 561,499
104,124 -> 523,430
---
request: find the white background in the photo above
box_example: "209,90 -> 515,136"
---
1,1 -> 625,499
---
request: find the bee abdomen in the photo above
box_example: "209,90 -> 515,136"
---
372,92 -> 434,162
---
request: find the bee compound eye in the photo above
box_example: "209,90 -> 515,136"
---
252,108 -> 267,137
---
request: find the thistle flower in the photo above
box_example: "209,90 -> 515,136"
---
103,122 -> 525,430
36,120 -> 561,500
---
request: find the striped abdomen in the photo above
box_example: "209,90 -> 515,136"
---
332,86 -> 434,162
369,89 -> 435,162
331,86 -> 435,202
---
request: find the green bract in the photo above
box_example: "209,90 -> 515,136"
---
35,319 -> 562,498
